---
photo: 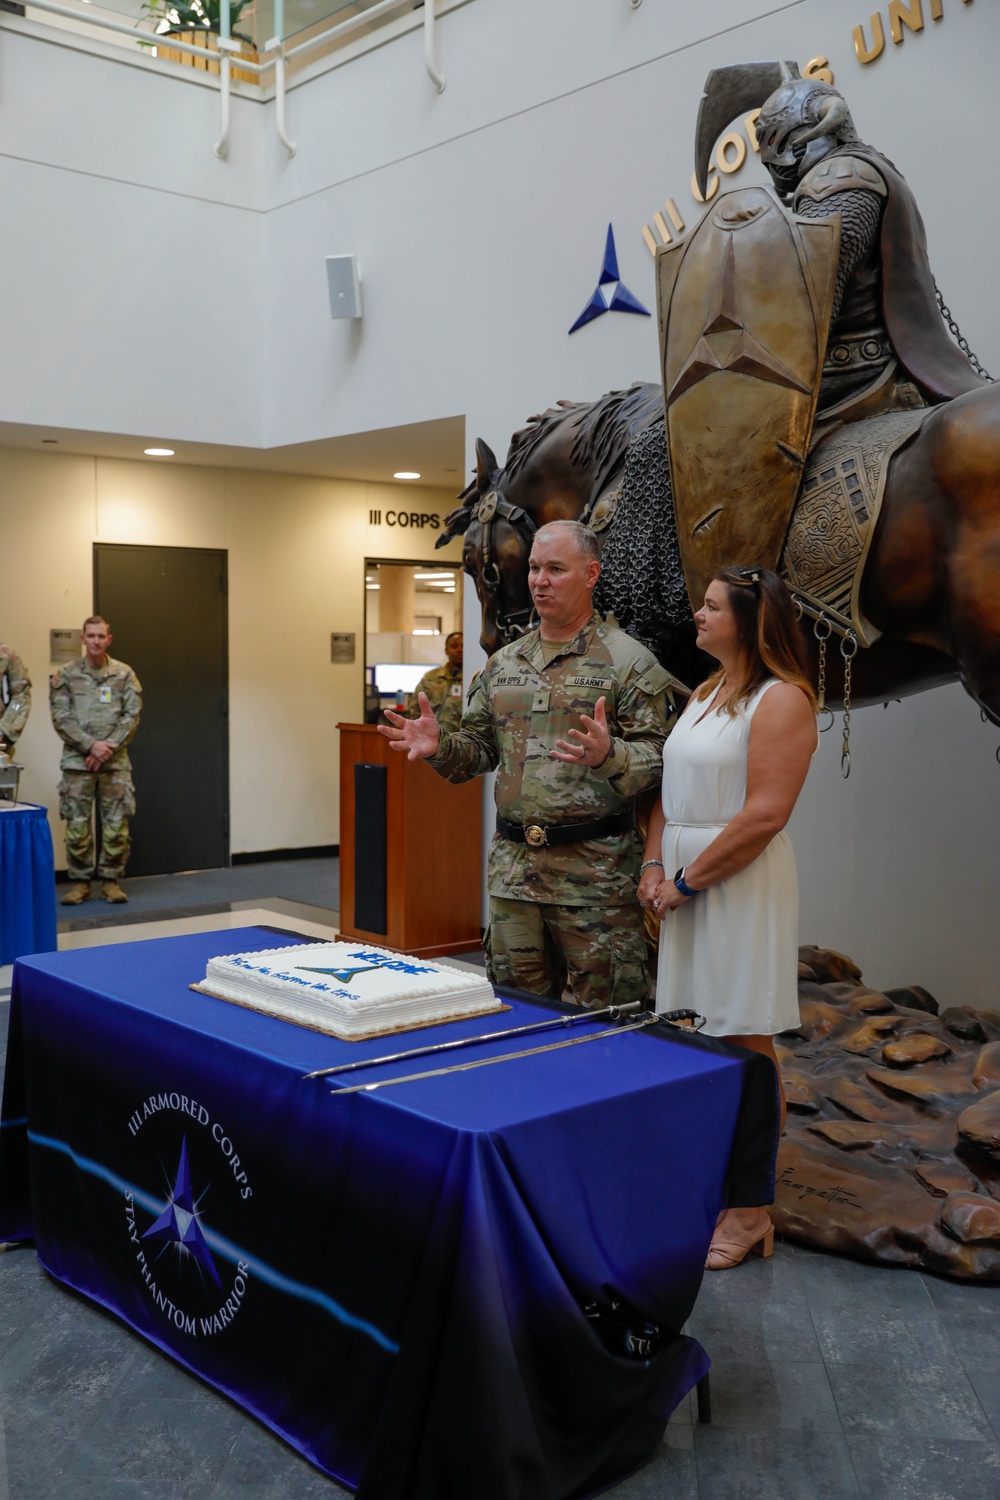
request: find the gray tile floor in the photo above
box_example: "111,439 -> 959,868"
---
4,1224 -> 1000,1500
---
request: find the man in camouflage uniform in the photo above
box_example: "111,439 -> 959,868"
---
406,632 -> 464,733
0,644 -> 32,757
380,521 -> 683,1007
49,616 -> 142,905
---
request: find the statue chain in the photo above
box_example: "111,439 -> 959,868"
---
934,279 -> 994,382
840,631 -> 857,779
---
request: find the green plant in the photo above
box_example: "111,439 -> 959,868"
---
144,0 -> 252,37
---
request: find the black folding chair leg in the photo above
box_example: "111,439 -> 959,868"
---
696,1373 -> 711,1423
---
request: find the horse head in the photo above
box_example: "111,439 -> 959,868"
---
437,438 -> 536,655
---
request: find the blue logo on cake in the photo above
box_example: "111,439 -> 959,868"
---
295,963 -> 384,985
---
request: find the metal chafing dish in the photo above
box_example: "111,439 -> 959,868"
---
0,753 -> 24,802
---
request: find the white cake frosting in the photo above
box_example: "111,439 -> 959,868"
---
203,941 -> 498,1039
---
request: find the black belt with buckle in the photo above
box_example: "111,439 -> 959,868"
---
496,810 -> 635,848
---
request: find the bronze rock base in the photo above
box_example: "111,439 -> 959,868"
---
773,946 -> 1000,1280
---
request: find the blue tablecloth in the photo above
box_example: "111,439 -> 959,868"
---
0,802 -> 57,965
0,928 -> 768,1500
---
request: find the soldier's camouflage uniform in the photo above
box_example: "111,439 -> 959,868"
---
0,645 -> 32,748
49,656 -> 142,880
428,613 -> 683,1007
407,663 -> 464,733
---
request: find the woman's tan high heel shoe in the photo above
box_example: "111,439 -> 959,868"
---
705,1211 -> 774,1271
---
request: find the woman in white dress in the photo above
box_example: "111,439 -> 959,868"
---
637,566 -> 818,1270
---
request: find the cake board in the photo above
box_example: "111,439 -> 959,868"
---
190,981 -> 510,1042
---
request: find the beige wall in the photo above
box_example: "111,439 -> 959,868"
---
0,448 -> 463,865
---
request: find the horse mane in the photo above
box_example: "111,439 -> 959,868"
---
504,383 -> 661,488
568,383 -> 662,481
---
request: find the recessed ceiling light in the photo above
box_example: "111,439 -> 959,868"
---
144,447 -> 175,457
365,584 -> 380,591
393,471 -> 420,480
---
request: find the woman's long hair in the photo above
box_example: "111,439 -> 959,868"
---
696,565 -> 818,714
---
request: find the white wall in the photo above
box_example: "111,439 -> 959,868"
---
0,27 -> 265,441
0,449 -> 463,861
790,684 -> 999,1007
1,0 -> 998,1004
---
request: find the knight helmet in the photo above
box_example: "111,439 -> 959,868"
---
695,62 -> 859,202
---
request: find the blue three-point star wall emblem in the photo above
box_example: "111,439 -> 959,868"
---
142,1136 -> 222,1289
569,224 -> 651,335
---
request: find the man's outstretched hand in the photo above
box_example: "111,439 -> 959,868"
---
377,692 -> 442,761
551,695 -> 612,768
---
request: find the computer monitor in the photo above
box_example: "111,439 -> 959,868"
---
373,662 -> 427,696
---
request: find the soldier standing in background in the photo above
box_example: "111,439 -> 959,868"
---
407,632 -> 464,733
50,616 -> 142,906
0,644 -> 32,757
380,521 -> 684,1008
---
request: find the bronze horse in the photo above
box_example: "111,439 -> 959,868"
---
439,381 -> 1000,726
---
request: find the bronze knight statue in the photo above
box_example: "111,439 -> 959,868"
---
441,62 -> 1000,731
657,60 -> 989,608
745,63 -> 985,419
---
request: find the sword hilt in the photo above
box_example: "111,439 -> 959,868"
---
658,1008 -> 706,1031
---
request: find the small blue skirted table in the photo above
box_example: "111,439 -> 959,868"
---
0,803 -> 57,966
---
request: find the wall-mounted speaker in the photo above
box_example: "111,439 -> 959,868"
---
325,255 -> 362,320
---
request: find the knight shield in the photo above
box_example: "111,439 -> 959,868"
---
657,186 -> 839,607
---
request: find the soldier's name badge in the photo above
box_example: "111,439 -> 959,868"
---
493,675 -> 525,687
99,685 -> 112,703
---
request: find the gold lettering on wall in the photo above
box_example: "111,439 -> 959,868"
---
854,13 -> 887,60
716,130 -> 748,174
653,210 -> 674,244
665,200 -> 685,233
803,56 -> 834,83
888,0 -> 924,43
856,0 -> 972,64
690,169 -> 720,205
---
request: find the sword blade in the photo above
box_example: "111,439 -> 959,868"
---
303,1000 -> 643,1080
328,1012 -> 661,1096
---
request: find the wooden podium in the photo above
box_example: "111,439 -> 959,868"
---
337,723 -> 483,957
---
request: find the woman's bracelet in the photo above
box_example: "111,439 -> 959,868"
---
673,867 -> 700,898
639,859 -> 664,875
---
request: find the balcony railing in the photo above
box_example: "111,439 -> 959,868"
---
3,0 -> 455,157
3,0 -> 455,159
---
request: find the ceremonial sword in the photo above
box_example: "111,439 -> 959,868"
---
322,1008 -> 705,1097
304,1003 -> 703,1080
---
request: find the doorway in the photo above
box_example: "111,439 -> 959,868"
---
93,543 -> 229,876
363,559 -> 463,721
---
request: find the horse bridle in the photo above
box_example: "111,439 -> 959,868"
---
472,490 -> 538,645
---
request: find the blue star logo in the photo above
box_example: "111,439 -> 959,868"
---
296,964 -> 383,984
142,1137 -> 222,1289
568,224 -> 650,334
